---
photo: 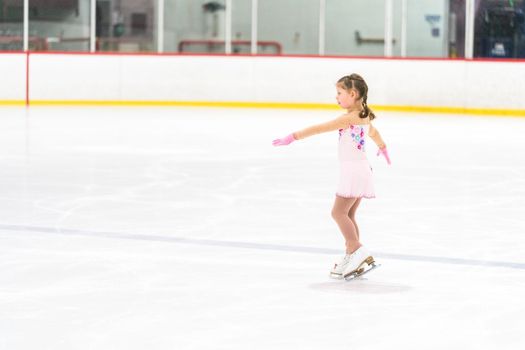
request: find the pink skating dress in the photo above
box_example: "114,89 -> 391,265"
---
336,124 -> 375,199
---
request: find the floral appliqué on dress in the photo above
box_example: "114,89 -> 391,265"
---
339,125 -> 366,151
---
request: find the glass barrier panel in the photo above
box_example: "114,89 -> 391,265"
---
473,0 -> 525,58
258,0 -> 319,55
0,0 -> 24,51
96,0 -> 156,52
231,0 -> 252,54
28,0 -> 90,51
404,0 -> 449,57
165,0 -> 227,54
325,0 -> 387,57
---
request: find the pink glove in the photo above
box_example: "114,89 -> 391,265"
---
377,146 -> 391,165
272,133 -> 296,146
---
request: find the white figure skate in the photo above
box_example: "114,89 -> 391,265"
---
342,246 -> 380,281
329,255 -> 351,280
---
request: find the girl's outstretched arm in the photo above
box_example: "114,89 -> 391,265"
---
273,114 -> 352,146
294,114 -> 351,140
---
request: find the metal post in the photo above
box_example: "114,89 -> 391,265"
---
401,0 -> 407,57
23,0 -> 29,51
90,0 -> 96,52
318,0 -> 326,55
251,0 -> 258,54
464,0 -> 475,59
225,0 -> 232,54
443,0 -> 449,57
158,0 -> 165,53
384,0 -> 394,57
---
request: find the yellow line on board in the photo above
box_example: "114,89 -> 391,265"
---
373,105 -> 525,117
0,100 -> 26,106
2,99 -> 525,117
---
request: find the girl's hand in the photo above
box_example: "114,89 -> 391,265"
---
377,146 -> 391,165
272,133 -> 296,146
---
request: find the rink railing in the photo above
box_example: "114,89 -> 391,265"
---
1,51 -> 525,117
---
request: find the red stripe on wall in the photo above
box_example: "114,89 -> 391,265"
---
19,51 -> 525,63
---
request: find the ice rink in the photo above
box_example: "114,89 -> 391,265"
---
1,106 -> 524,350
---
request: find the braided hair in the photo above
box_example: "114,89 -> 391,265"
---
337,73 -> 376,120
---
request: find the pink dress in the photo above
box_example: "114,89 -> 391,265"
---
336,124 -> 375,199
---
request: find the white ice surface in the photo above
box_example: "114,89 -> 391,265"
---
1,106 -> 524,350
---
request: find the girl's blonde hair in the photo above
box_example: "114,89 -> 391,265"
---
337,73 -> 376,120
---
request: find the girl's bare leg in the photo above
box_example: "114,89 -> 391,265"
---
331,196 -> 362,254
348,198 -> 362,240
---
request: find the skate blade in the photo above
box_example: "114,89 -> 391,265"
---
342,256 -> 374,279
344,257 -> 380,281
344,264 -> 381,281
329,272 -> 344,280
354,263 -> 381,279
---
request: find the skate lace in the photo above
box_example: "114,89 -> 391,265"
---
343,253 -> 354,264
333,255 -> 351,272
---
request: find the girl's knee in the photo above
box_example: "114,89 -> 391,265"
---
331,208 -> 344,221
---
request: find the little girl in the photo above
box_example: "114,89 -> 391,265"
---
272,73 -> 390,280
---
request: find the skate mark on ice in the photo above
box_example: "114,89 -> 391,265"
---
1,223 -> 525,270
309,281 -> 412,294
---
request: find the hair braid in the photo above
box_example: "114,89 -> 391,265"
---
360,96 -> 368,119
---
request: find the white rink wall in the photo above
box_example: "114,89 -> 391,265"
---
1,53 -> 525,112
0,54 -> 26,101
